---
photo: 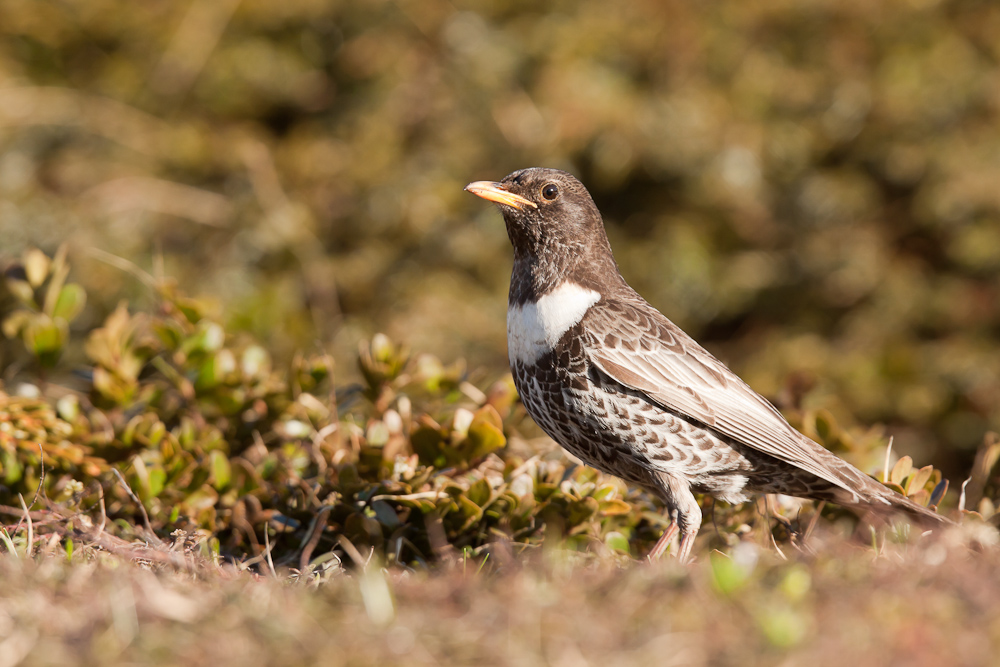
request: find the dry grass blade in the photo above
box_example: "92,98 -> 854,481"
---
112,469 -> 161,546
0,524 -> 17,556
87,248 -> 159,290
18,494 -> 33,559
965,433 -> 1000,511
298,505 -> 333,571
263,528 -> 277,578
12,443 -> 46,540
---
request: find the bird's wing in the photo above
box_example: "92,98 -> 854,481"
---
583,299 -> 858,495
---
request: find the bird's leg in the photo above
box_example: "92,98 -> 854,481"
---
648,510 -> 679,560
675,500 -> 702,563
648,474 -> 703,562
676,528 -> 698,564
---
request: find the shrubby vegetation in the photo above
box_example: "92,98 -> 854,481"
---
0,247 -> 985,569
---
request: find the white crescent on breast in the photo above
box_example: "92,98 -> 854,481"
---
507,282 -> 601,366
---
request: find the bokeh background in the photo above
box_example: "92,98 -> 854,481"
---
1,0 -> 998,478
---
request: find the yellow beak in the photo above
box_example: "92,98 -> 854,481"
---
465,181 -> 537,211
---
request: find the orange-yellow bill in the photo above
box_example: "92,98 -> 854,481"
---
465,181 -> 537,210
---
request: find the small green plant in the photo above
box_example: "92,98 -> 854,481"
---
2,246 -> 86,369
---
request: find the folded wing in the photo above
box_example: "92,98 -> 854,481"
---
584,299 -> 861,499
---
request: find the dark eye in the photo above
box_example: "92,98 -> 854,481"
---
541,183 -> 559,200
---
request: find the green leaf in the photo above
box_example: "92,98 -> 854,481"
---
467,478 -> 492,507
181,485 -> 219,513
147,421 -> 166,447
884,482 -> 906,496
592,485 -> 616,501
209,450 -> 231,490
148,466 -> 167,498
93,367 -> 135,405
565,497 -> 599,527
52,283 -> 86,322
599,498 -> 632,516
467,421 -> 505,459
410,426 -> 443,466
889,456 -> 913,486
122,416 -> 141,446
812,409 -> 838,444
905,465 -> 934,495
25,316 -> 67,366
466,407 -> 506,461
196,356 -> 219,390
42,245 -> 69,316
472,404 -> 503,429
457,495 -> 484,527
604,531 -> 630,555
1,449 -> 22,485
84,304 -> 144,381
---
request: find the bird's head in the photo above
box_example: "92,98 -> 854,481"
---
465,168 -> 610,262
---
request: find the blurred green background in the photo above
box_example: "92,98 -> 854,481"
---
1,0 -> 998,478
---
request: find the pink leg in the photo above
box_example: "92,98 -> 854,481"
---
648,476 -> 703,562
648,520 -> 699,563
648,521 -> 678,560
676,529 -> 697,564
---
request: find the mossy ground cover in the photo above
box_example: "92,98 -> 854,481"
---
1,513 -> 999,666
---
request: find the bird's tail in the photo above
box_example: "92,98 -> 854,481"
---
806,442 -> 951,528
880,489 -> 951,528
840,476 -> 952,529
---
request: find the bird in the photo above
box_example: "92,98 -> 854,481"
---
465,167 -> 948,562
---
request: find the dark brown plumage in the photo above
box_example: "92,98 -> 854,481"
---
466,167 -> 948,561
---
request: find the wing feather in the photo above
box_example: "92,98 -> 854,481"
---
585,300 -> 857,496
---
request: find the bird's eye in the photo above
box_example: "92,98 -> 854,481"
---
541,183 -> 559,200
